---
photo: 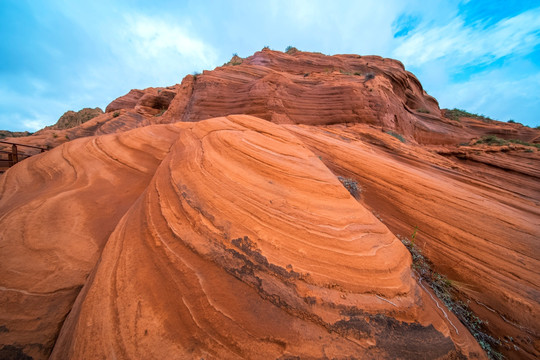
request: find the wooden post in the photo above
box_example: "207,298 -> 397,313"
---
8,153 -> 13,167
11,144 -> 18,164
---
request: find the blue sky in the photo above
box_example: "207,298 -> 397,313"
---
1,0 -> 539,131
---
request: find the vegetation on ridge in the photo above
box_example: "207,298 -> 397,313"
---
285,45 -> 298,54
474,135 -> 540,149
0,130 -> 33,138
444,108 -> 494,122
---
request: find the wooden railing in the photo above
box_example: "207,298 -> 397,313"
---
0,140 -> 47,170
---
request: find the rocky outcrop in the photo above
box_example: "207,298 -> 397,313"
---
50,107 -> 104,130
105,87 -> 178,116
105,89 -> 145,113
163,50 -> 442,141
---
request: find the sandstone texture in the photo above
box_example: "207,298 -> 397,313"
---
1,49 -> 538,359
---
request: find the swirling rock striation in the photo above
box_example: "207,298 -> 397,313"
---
1,49 -> 539,359
0,124 -> 184,359
286,122 -> 540,359
49,115 -> 482,359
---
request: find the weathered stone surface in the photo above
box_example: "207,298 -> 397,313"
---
1,49 -> 539,359
50,107 -> 104,130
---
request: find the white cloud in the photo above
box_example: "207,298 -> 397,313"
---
120,14 -> 217,66
90,13 -> 220,94
393,7 -> 540,67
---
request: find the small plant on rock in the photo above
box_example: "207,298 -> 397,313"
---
285,46 -> 298,54
338,176 -> 361,199
364,72 -> 375,81
384,130 -> 405,143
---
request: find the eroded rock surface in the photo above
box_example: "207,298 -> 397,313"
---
1,49 -> 539,359
50,115 -> 481,359
2,116 -> 485,359
49,108 -> 104,130
0,124 -> 183,359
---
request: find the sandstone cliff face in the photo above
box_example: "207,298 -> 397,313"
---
0,49 -> 539,359
4,49 -> 537,151
286,123 -> 540,360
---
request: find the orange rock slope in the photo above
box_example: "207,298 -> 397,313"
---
0,124 -> 183,359
2,115 -> 483,359
286,123 -> 540,359
0,49 -> 539,359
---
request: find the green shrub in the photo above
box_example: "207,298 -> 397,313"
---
474,135 -> 540,149
112,111 -> 120,118
338,176 -> 361,199
285,46 -> 298,54
475,135 -> 506,146
384,130 -> 405,143
417,108 -> 430,114
508,139 -> 540,149
445,108 -> 493,122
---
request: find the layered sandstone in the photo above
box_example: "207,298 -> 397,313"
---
1,49 -> 539,359
286,123 -> 540,359
1,116 -> 486,359
0,124 -> 184,359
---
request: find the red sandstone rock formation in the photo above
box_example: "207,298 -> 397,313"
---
0,124 -> 184,359
1,49 -> 539,359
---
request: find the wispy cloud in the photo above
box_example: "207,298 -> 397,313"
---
0,5 -> 219,131
393,6 -> 540,67
118,14 -> 217,68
